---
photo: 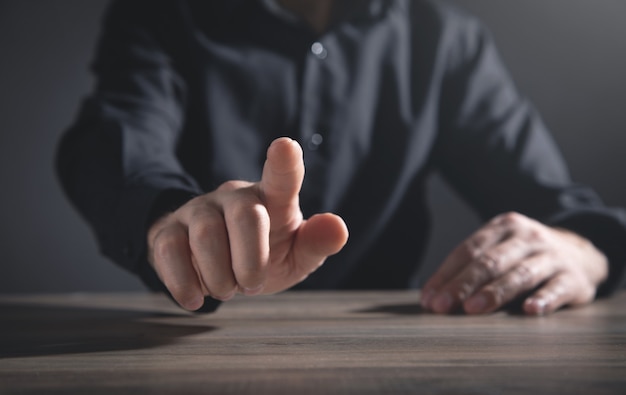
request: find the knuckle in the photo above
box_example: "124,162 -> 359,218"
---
482,287 -> 505,307
185,194 -> 205,207
189,213 -> 223,242
524,222 -> 550,244
512,263 -> 535,289
185,202 -> 213,221
498,211 -> 525,228
211,285 -> 238,301
228,199 -> 250,222
217,180 -> 241,192
153,232 -> 184,263
474,253 -> 501,275
229,198 -> 267,226
463,237 -> 485,259
218,180 -> 253,193
454,282 -> 475,301
525,227 -> 543,243
184,195 -> 217,216
506,236 -> 527,253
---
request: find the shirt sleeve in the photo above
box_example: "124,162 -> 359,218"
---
433,14 -> 626,296
55,0 -> 220,312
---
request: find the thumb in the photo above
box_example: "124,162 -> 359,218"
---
292,213 -> 349,275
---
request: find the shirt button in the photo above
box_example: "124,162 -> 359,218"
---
307,133 -> 324,150
311,42 -> 328,59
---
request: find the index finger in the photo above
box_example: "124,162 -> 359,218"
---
259,137 -> 304,228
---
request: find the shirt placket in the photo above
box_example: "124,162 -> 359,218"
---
298,37 -> 334,216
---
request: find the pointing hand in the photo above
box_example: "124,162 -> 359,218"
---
147,138 -> 349,310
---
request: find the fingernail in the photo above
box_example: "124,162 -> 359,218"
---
465,294 -> 487,313
432,292 -> 453,313
243,284 -> 264,296
218,289 -> 237,302
421,289 -> 434,308
185,295 -> 205,311
526,298 -> 547,315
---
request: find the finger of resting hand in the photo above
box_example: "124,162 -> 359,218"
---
523,273 -> 595,315
421,218 -> 510,308
463,253 -> 555,314
441,236 -> 538,307
187,210 -> 237,301
259,137 -> 304,230
223,194 -> 271,293
151,224 -> 204,310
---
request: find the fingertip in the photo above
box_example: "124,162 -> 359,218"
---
328,213 -> 350,251
231,259 -> 269,296
166,279 -> 206,311
289,213 -> 348,281
261,138 -> 305,208
270,136 -> 295,146
151,225 -> 207,312
180,294 -> 205,311
243,284 -> 265,296
523,297 -> 548,316
420,288 -> 435,309
305,213 -> 349,256
212,288 -> 237,302
431,291 -> 453,314
268,137 -> 303,163
464,293 -> 489,314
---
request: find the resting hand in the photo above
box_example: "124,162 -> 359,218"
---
420,212 -> 608,315
147,137 -> 348,310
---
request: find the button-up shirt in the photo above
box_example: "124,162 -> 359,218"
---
57,0 -> 626,308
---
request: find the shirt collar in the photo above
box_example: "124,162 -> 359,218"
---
259,0 -> 397,26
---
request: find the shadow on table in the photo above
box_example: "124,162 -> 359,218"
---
355,297 -> 531,316
355,302 -> 426,315
0,303 -> 216,358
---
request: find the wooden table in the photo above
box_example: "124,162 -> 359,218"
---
1,291 -> 625,394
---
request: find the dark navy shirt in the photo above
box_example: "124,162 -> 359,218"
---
57,0 -> 626,311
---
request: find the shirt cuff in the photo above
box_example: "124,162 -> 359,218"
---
546,208 -> 626,297
102,185 -> 222,313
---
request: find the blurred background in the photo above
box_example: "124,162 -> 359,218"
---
1,0 -> 625,293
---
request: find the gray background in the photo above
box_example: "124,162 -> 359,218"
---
1,0 -> 624,293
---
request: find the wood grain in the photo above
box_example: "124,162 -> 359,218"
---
1,291 -> 625,394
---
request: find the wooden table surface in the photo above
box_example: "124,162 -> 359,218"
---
1,291 -> 625,394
